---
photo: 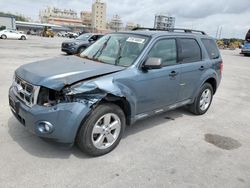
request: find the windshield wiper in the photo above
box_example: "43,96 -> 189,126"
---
92,36 -> 111,59
81,54 -> 109,65
115,40 -> 123,65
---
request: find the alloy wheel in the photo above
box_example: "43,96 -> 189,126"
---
199,88 -> 212,111
91,113 -> 121,149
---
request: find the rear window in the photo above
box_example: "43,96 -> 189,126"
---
179,38 -> 202,63
201,39 -> 220,59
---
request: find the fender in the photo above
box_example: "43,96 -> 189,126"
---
191,69 -> 218,103
65,76 -> 137,126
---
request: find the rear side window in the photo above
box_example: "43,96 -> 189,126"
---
201,39 -> 220,59
179,38 -> 202,63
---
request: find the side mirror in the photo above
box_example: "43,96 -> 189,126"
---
89,38 -> 94,42
142,57 -> 162,70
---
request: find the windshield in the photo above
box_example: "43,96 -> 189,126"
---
76,33 -> 91,41
80,34 -> 149,67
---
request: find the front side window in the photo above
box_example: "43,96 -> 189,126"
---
90,35 -> 98,41
147,39 -> 177,66
179,38 -> 202,63
80,34 -> 149,67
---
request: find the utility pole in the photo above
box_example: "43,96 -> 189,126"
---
216,26 -> 220,39
218,26 -> 222,39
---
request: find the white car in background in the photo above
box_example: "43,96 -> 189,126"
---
0,29 -> 27,40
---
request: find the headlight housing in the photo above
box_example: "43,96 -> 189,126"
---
37,87 -> 64,107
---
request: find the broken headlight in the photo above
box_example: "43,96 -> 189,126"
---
37,87 -> 64,107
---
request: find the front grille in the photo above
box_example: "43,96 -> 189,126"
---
62,43 -> 69,48
13,75 -> 40,107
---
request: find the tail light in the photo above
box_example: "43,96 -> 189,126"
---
220,61 -> 223,77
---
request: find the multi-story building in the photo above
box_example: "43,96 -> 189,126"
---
154,14 -> 175,30
80,11 -> 92,28
39,7 -> 82,28
108,14 -> 123,31
92,0 -> 106,31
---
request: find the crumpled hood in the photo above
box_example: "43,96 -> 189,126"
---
15,56 -> 125,91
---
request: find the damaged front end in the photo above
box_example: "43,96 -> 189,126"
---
63,81 -> 108,106
37,80 -> 115,109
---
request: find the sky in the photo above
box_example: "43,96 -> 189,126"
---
0,0 -> 250,39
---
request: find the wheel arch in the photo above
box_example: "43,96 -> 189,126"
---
77,45 -> 87,53
99,94 -> 132,125
203,77 -> 217,94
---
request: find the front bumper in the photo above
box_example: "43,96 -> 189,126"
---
9,86 -> 91,144
241,49 -> 250,54
61,45 -> 78,54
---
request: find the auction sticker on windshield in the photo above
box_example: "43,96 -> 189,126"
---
126,37 -> 145,44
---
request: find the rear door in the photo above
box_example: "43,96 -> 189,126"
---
177,38 -> 207,101
201,38 -> 222,80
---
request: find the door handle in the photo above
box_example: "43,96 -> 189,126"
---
199,66 -> 205,71
169,71 -> 178,77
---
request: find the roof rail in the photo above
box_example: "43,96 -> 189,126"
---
132,27 -> 207,35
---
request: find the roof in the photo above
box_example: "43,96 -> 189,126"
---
116,28 -> 211,38
0,15 -> 16,19
116,30 -> 211,39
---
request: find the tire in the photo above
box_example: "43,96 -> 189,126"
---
188,83 -> 213,115
1,34 -> 7,39
21,36 -> 26,40
78,47 -> 86,54
77,103 -> 126,156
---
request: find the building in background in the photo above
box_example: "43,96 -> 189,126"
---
0,15 -> 16,30
80,11 -> 92,28
154,14 -> 175,30
125,22 -> 141,30
92,0 -> 106,31
39,7 -> 83,30
108,14 -> 123,32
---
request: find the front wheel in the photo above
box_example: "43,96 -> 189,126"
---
78,47 -> 86,54
188,83 -> 213,115
77,103 -> 126,156
1,34 -> 7,39
21,36 -> 26,40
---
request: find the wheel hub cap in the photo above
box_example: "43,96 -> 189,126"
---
91,113 -> 121,150
199,89 -> 212,111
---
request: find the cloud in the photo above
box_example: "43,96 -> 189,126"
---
0,0 -> 249,38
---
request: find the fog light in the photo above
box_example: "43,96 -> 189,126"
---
37,121 -> 54,134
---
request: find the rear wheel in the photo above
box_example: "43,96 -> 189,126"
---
1,34 -> 7,39
188,83 -> 213,115
77,103 -> 126,156
21,35 -> 26,40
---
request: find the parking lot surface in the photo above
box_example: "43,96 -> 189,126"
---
0,36 -> 250,188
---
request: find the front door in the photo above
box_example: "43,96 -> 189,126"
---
134,38 -> 181,114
